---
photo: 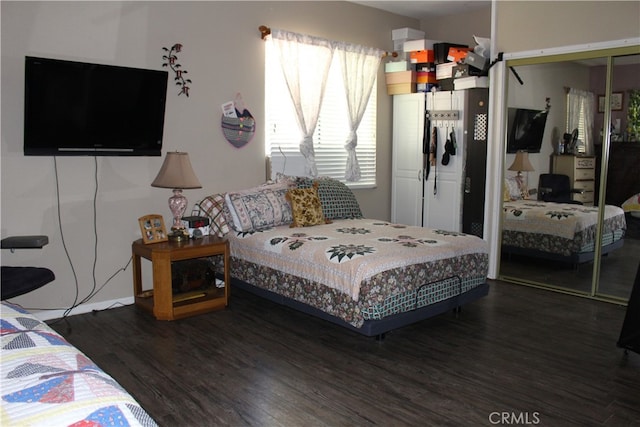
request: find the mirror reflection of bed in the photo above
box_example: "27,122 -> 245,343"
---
499,53 -> 640,303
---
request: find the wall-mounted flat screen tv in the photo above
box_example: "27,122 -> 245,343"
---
506,107 -> 548,153
24,56 -> 168,156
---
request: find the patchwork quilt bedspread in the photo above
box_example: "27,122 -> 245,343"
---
228,219 -> 489,327
1,302 -> 157,427
502,200 -> 626,256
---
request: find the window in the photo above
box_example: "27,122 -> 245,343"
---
265,39 -> 377,188
566,93 -> 587,154
565,89 -> 595,155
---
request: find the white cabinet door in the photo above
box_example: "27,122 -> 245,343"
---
391,93 -> 425,226
423,91 -> 466,232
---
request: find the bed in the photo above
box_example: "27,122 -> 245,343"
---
192,176 -> 489,337
501,199 -> 627,264
1,301 -> 157,427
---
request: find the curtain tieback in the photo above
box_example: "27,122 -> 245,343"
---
345,131 -> 358,150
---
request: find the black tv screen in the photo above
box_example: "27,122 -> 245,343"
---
506,108 -> 548,153
24,56 -> 168,156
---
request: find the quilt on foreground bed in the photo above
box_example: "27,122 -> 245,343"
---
228,218 -> 489,328
502,200 -> 626,256
1,302 -> 157,427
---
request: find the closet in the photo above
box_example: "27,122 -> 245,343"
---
391,89 -> 489,236
497,48 -> 640,302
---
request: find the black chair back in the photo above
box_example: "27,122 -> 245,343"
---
538,173 -> 582,204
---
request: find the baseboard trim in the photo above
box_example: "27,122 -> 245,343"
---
30,297 -> 135,321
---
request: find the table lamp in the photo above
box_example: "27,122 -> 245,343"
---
151,151 -> 202,241
508,150 -> 535,191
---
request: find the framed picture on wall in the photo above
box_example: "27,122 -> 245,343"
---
598,92 -> 623,113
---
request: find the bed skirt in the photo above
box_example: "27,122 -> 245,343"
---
502,236 -> 624,264
231,278 -> 489,337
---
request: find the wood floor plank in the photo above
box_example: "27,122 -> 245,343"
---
50,280 -> 640,426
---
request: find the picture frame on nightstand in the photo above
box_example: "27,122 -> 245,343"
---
138,214 -> 168,244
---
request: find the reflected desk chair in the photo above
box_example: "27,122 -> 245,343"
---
538,173 -> 584,205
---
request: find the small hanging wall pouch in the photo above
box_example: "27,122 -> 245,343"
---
221,93 -> 255,148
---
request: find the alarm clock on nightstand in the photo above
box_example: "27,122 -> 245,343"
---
181,216 -> 211,239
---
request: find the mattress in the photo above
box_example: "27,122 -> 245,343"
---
502,200 -> 626,256
228,218 -> 489,328
1,302 -> 157,427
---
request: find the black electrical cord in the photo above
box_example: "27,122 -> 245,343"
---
34,156 -> 132,327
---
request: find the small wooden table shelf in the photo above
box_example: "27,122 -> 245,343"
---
132,235 -> 229,320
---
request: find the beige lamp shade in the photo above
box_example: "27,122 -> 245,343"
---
151,151 -> 202,189
508,150 -> 535,172
151,152 -> 202,238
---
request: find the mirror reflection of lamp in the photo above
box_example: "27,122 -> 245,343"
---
151,151 -> 202,242
508,150 -> 535,196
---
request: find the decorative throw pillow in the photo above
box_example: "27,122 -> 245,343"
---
225,182 -> 293,232
505,176 -> 529,201
622,193 -> 640,214
503,181 -> 512,202
286,183 -> 331,227
193,193 -> 230,237
297,177 -> 363,220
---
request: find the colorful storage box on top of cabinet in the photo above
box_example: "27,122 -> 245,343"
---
416,72 -> 437,84
385,70 -> 416,95
385,71 -> 416,85
454,76 -> 489,90
417,83 -> 437,93
410,50 -> 434,64
403,39 -> 441,52
465,51 -> 489,71
392,27 -> 425,40
392,27 -> 425,51
385,61 -> 410,73
387,83 -> 417,95
447,47 -> 470,62
434,43 -> 468,63
452,64 -> 484,79
436,62 -> 457,80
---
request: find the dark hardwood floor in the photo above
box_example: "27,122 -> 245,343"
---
500,238 -> 640,300
50,280 -> 640,426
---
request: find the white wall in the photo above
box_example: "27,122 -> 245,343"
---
495,1 -> 640,53
419,6 -> 491,46
1,1 -> 418,316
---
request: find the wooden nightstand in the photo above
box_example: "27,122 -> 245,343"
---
132,235 -> 229,320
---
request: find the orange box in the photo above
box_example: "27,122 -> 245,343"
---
447,47 -> 470,62
416,72 -> 437,84
385,71 -> 416,85
409,50 -> 434,64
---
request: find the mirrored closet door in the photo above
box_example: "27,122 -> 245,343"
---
593,53 -> 640,301
498,47 -> 640,303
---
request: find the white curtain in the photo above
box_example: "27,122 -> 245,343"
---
269,29 -> 334,176
567,88 -> 596,155
336,42 -> 383,181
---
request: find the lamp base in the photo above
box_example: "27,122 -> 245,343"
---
168,228 -> 190,243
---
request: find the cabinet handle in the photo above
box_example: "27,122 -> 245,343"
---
418,170 -> 422,181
